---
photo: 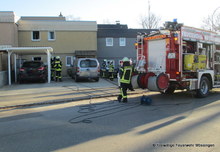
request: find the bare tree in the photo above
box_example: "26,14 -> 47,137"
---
213,13 -> 220,32
202,15 -> 212,31
139,0 -> 161,29
202,7 -> 220,32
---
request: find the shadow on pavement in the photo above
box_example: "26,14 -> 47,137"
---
0,90 -> 219,152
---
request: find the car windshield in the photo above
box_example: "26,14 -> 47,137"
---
80,60 -> 97,68
22,62 -> 42,68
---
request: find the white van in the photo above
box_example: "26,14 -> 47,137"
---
70,58 -> 100,82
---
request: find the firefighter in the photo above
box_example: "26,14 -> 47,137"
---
54,56 -> 62,82
101,59 -> 107,78
51,57 -> 55,81
117,57 -> 133,103
108,61 -> 114,81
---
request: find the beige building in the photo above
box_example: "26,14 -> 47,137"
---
0,11 -> 18,87
0,11 -> 18,71
0,12 -> 97,87
17,15 -> 97,76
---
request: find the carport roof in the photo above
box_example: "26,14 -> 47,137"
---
6,47 -> 53,54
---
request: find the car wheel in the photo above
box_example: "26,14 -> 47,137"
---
18,80 -> 23,84
94,77 -> 99,82
71,73 -> 75,79
41,78 -> 46,83
75,75 -> 79,82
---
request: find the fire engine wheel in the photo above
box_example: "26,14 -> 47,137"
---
160,87 -> 175,94
196,76 -> 210,98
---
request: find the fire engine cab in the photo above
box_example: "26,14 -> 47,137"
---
132,21 -> 220,97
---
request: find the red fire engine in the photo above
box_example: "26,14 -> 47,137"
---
132,21 -> 220,97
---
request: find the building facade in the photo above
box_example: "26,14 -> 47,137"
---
17,15 -> 97,76
0,11 -> 156,87
97,23 -> 156,68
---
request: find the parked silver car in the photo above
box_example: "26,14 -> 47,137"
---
69,58 -> 100,82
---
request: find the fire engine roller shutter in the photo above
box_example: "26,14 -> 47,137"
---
148,39 -> 166,72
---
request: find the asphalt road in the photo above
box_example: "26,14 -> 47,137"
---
0,89 -> 219,152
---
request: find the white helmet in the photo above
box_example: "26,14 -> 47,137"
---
56,56 -> 60,59
122,57 -> 129,62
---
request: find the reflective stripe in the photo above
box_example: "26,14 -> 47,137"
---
54,60 -> 62,71
120,88 -> 127,98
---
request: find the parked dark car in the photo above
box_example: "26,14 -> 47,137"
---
18,61 -> 47,83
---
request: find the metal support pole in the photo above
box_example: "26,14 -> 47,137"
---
7,51 -> 12,85
46,49 -> 51,83
14,54 -> 17,83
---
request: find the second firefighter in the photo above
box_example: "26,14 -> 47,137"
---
54,56 -> 62,82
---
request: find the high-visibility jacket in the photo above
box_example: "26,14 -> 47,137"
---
109,64 -> 114,72
119,65 -> 133,84
102,63 -> 107,71
54,60 -> 62,71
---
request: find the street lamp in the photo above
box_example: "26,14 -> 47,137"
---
212,6 -> 220,31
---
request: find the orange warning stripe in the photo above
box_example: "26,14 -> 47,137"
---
144,35 -> 166,40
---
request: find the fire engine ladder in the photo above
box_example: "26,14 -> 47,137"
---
136,34 -> 146,72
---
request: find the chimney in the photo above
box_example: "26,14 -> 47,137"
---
59,12 -> 63,17
116,20 -> 120,25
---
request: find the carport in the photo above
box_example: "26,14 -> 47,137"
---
6,47 -> 53,85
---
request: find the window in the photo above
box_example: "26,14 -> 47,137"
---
48,31 -> 55,41
80,59 -> 97,68
106,38 -> 113,46
32,57 -> 41,61
22,62 -> 42,68
66,56 -> 73,66
32,31 -> 40,41
119,37 -> 126,46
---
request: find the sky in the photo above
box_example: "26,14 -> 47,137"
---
1,0 -> 220,29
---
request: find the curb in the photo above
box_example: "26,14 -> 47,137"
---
0,92 -> 143,110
